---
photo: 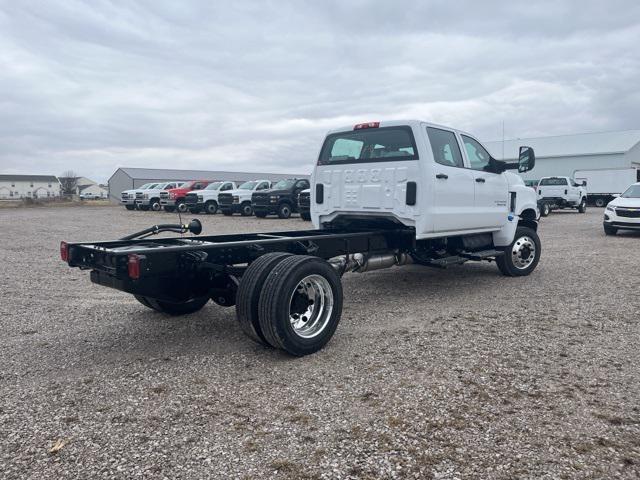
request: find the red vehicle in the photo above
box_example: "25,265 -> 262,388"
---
160,180 -> 211,213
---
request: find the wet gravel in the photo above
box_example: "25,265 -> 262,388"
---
1,205 -> 639,479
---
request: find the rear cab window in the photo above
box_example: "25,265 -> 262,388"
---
540,178 -> 568,186
318,126 -> 418,165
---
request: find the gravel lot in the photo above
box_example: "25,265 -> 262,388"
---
1,205 -> 639,479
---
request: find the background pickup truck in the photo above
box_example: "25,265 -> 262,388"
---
218,180 -> 271,216
252,178 -> 310,218
184,181 -> 236,214
160,180 -> 211,213
536,176 -> 587,216
135,182 -> 183,211
120,183 -> 159,210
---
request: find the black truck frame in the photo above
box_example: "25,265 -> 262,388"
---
61,219 -> 535,356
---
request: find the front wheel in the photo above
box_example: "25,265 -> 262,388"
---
496,226 -> 541,277
241,202 -> 253,216
277,203 -> 292,219
176,200 -> 188,213
578,198 -> 587,213
604,224 -> 618,236
205,201 -> 218,214
258,255 -> 343,356
150,200 -> 162,212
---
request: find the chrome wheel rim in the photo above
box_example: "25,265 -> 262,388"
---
177,203 -> 187,213
281,206 -> 290,217
511,236 -> 536,270
152,202 -> 161,211
288,274 -> 334,339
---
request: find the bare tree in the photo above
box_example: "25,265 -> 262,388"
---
60,170 -> 79,196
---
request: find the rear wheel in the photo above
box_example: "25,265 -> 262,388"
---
139,295 -> 210,315
205,201 -> 218,214
540,203 -> 550,217
258,255 -> 343,356
578,198 -> 587,213
125,205 -> 135,211
595,197 -> 606,207
241,202 -> 253,216
604,224 -> 618,235
236,252 -> 292,346
300,211 -> 311,221
496,226 -> 541,277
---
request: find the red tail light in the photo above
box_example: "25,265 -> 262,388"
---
354,122 -> 380,130
60,241 -> 69,262
128,254 -> 141,279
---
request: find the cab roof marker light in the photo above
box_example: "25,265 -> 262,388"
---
354,122 -> 380,130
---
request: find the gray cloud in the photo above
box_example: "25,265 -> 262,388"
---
1,0 -> 639,181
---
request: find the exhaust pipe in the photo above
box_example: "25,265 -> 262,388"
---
329,251 -> 413,274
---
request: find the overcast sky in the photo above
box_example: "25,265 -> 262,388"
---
1,1 -> 639,182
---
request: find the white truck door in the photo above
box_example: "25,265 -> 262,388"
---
314,124 -> 421,221
460,134 -> 509,229
425,127 -> 477,232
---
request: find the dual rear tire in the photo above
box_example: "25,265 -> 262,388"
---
236,253 -> 343,356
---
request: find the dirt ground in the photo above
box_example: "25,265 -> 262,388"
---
1,206 -> 639,479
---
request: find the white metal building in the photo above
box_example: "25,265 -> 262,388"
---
484,130 -> 640,182
107,167 -> 310,202
0,174 -> 60,199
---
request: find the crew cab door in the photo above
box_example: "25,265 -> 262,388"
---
460,135 -> 508,229
426,127 -> 477,232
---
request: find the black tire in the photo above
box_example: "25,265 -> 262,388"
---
125,205 -> 136,211
578,198 -> 587,213
236,252 -> 292,346
496,226 -> 541,277
164,206 -> 175,213
595,198 -> 606,208
222,209 -> 233,216
604,224 -> 618,236
540,203 -> 550,217
300,211 -> 311,221
176,200 -> 188,213
134,295 -> 156,310
150,199 -> 161,212
258,255 -> 343,356
205,201 -> 218,214
240,202 -> 253,216
145,296 -> 210,316
277,203 -> 292,219
138,205 -> 150,211
254,211 -> 268,218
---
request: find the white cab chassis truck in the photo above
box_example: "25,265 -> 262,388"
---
61,120 -> 539,357
184,181 -> 237,214
536,176 -> 587,216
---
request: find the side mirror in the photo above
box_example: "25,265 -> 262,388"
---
518,146 -> 535,173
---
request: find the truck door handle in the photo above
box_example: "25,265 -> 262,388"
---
475,178 -> 485,183
436,174 -> 448,179
565,189 -> 568,195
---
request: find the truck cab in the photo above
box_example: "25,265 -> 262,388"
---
312,120 -> 538,249
219,180 -> 272,216
160,180 -> 211,213
120,183 -> 159,210
536,176 -> 587,216
135,182 -> 184,211
185,181 -> 236,214
252,178 -> 310,219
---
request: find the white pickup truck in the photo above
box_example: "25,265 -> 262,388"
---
536,176 -> 587,216
218,180 -> 272,216
120,183 -> 159,210
135,182 -> 184,211
184,181 -> 237,214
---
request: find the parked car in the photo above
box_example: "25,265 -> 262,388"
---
537,176 -> 587,216
135,182 -> 184,211
184,181 -> 236,214
297,188 -> 311,221
218,180 -> 272,216
252,178 -> 310,218
120,183 -> 159,210
160,180 -> 211,213
80,192 -> 102,200
61,119 -> 539,357
603,182 -> 640,235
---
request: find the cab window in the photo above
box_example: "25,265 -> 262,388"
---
296,180 -> 309,189
257,182 -> 270,190
426,127 -> 463,168
222,183 -> 233,191
461,135 -> 492,171
540,177 -> 568,186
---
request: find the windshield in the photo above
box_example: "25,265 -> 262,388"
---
273,179 -> 295,189
205,182 -> 223,190
621,185 -> 640,198
156,183 -> 170,189
318,126 -> 418,165
143,183 -> 158,189
139,183 -> 154,189
239,181 -> 257,190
